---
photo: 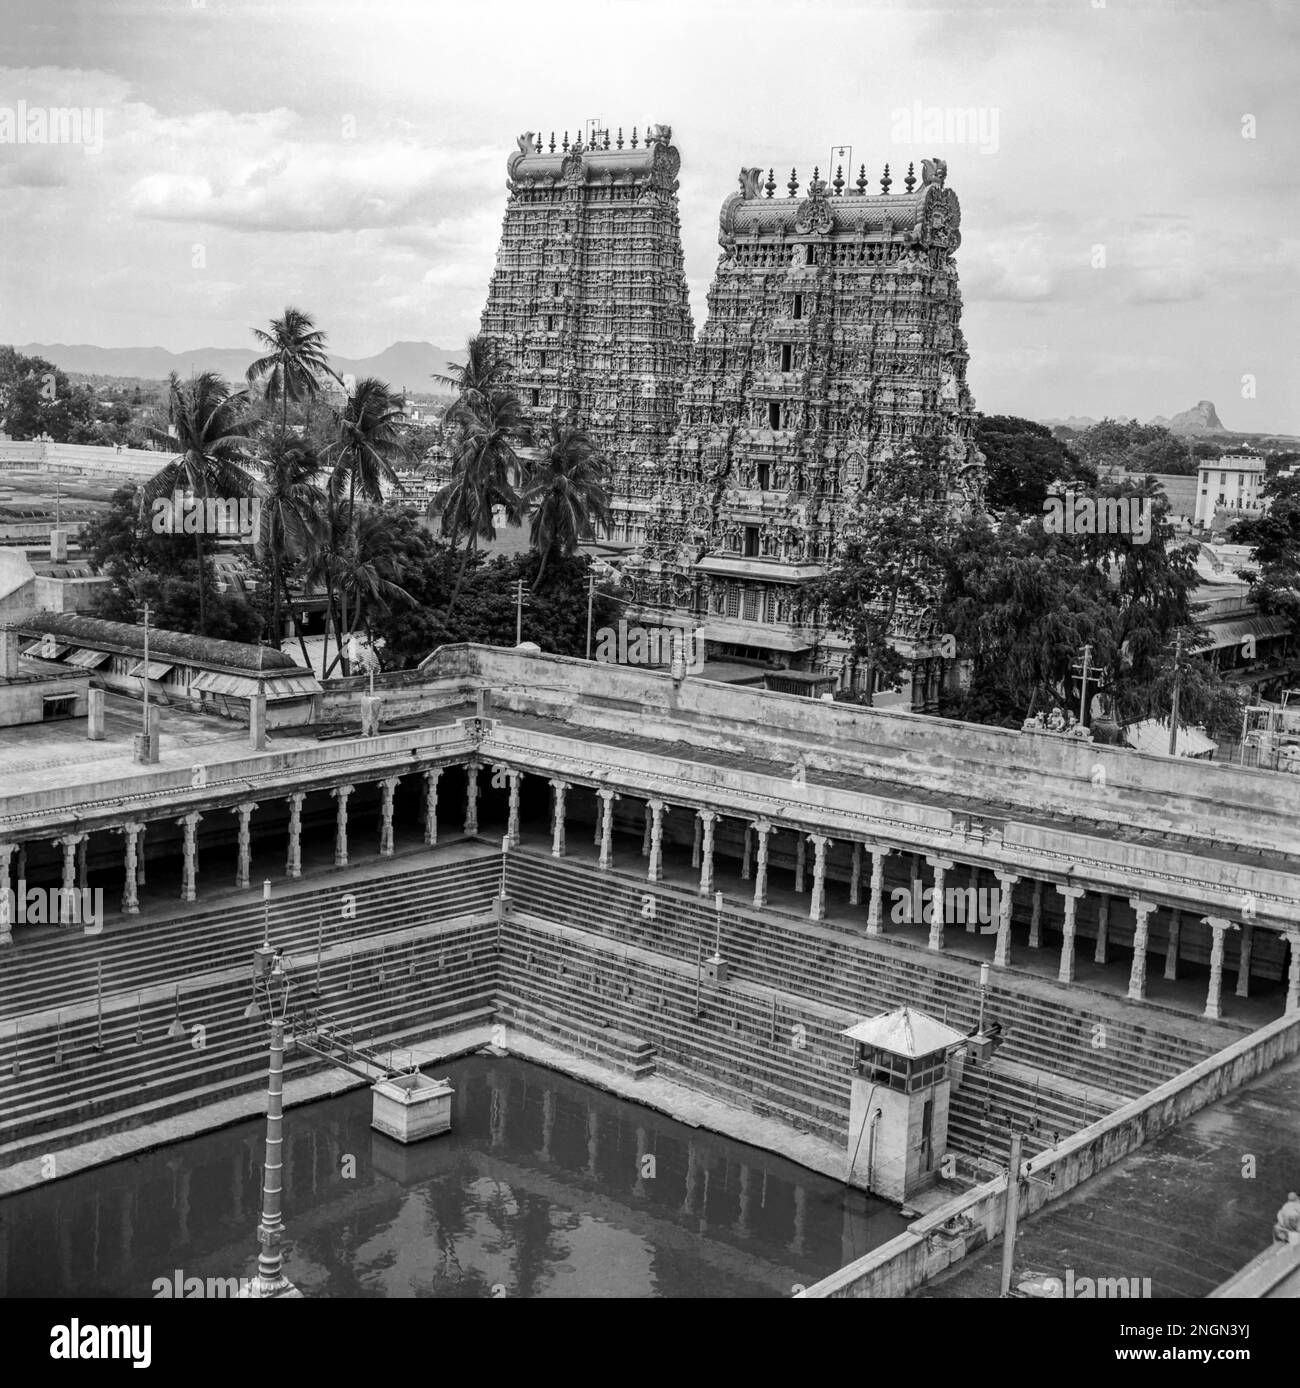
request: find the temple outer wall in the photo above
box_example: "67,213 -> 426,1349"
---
800,1008 -> 1300,1298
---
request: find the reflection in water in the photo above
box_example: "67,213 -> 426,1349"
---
0,1055 -> 907,1298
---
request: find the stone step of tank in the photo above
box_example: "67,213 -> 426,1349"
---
0,1004 -> 496,1171
504,855 -> 1209,1097
0,857 -> 500,1018
0,923 -> 497,1148
513,853 -> 1217,1075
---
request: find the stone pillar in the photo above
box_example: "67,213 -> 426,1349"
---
121,823 -> 142,917
993,872 -> 1019,967
925,856 -> 952,951
866,846 -> 886,936
752,819 -> 772,909
0,843 -> 14,943
849,842 -> 862,907
809,833 -> 829,922
691,813 -> 701,869
77,834 -> 89,890
506,771 -> 521,847
1203,916 -> 1235,1021
642,804 -> 652,857
1028,879 -> 1043,949
1057,884 -> 1085,984
234,802 -> 257,888
249,691 -> 267,751
87,687 -> 105,740
1285,932 -> 1300,1016
331,785 -> 353,867
966,864 -> 980,933
549,780 -> 568,858
1235,922 -> 1254,998
741,825 -> 752,881
1164,909 -> 1181,980
285,793 -> 303,879
698,809 -> 717,896
423,768 -> 442,846
794,834 -> 806,894
464,765 -> 479,836
1127,898 -> 1156,1001
57,833 -> 84,922
379,776 -> 399,857
597,788 -> 617,870
647,799 -> 665,882
130,832 -> 141,887
178,813 -> 201,902
1094,894 -> 1110,964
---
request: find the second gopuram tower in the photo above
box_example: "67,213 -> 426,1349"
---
477,124 -> 695,532
623,156 -> 985,706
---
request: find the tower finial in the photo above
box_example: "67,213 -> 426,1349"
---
534,132 -> 543,153
603,128 -> 611,150
880,162 -> 892,194
812,164 -> 821,189
616,126 -> 623,149
856,163 -> 867,194
832,164 -> 845,196
904,160 -> 916,193
562,130 -> 569,151
548,131 -> 556,153
764,167 -> 776,198
630,126 -> 638,148
787,167 -> 799,197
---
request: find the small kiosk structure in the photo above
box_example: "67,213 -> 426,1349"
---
842,1006 -> 966,1202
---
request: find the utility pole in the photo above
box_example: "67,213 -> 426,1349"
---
1077,643 -> 1091,726
1168,630 -> 1183,756
515,579 -> 524,646
586,571 -> 596,660
140,600 -> 151,752
999,1130 -> 1024,1297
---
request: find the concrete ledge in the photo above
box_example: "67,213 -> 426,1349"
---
800,1007 -> 1300,1297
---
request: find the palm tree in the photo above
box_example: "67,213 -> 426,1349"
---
245,306 -> 338,441
303,494 -> 348,679
434,335 -> 509,424
252,441 -> 324,661
336,507 -> 415,648
431,387 -> 531,619
523,419 -> 611,588
144,371 -> 257,636
327,377 -> 408,520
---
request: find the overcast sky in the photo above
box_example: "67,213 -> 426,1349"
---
2,0 -> 1297,431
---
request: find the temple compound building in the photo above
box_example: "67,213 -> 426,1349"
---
622,157 -> 984,706
475,125 -> 694,536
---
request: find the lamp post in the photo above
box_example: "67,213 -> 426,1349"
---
243,951 -> 300,1298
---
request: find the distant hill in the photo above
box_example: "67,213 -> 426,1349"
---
1039,401 -> 1228,436
16,340 -> 466,394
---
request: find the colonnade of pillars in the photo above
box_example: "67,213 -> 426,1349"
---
537,774 -> 1300,1021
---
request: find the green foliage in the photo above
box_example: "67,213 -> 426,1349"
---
0,346 -> 99,441
82,486 -> 261,640
975,414 -> 1097,514
1072,418 -> 1196,475
1227,471 -> 1300,625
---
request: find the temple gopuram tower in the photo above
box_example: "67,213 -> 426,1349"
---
476,125 -> 694,533
624,156 -> 984,709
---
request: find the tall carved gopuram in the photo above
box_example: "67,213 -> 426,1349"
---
623,157 -> 984,708
476,125 -> 694,533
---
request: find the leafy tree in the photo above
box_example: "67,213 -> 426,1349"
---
0,347 -> 98,441
245,306 -> 339,438
251,440 -> 324,659
806,444 -> 954,706
141,372 -> 259,636
523,418 -> 610,587
1227,471 -> 1300,626
327,376 -> 408,518
975,414 -> 1097,515
431,387 -> 531,618
81,486 -> 260,640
